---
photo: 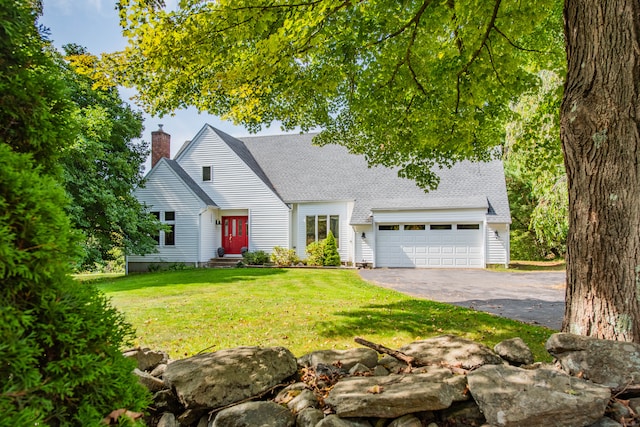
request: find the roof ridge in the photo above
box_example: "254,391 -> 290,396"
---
163,159 -> 218,207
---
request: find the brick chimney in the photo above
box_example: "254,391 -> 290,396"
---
151,124 -> 170,168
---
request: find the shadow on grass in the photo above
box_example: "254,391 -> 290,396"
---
97,267 -> 288,293
315,299 -> 555,359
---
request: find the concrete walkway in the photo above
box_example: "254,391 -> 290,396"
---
359,268 -> 566,330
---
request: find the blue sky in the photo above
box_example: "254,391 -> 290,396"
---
39,0 -> 283,160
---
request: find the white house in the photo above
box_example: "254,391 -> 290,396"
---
126,124 -> 511,272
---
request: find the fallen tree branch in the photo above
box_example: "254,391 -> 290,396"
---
612,383 -> 640,398
354,337 -> 469,375
354,337 -> 416,366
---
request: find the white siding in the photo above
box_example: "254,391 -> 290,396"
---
294,201 -> 353,262
486,223 -> 510,266
200,208 -> 217,261
354,225 -> 374,264
372,208 -> 487,224
128,162 -> 207,264
177,127 -> 290,253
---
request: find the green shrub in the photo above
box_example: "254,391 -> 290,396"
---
305,232 -> 341,266
510,229 -> 547,261
0,145 -> 150,426
271,246 -> 300,267
305,241 -> 326,266
323,231 -> 341,266
243,250 -> 270,265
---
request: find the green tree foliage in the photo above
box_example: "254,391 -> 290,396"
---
0,1 -> 150,424
108,0 -> 564,190
62,44 -> 160,270
323,231 -> 341,266
505,71 -> 568,259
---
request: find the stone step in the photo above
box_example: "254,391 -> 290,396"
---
207,257 -> 242,268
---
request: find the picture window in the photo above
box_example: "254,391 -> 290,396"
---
306,215 -> 339,247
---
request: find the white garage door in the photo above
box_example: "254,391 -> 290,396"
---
376,223 -> 483,268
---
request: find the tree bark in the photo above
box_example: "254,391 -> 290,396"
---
561,0 -> 640,341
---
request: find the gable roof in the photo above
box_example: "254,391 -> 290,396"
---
238,133 -> 511,224
173,125 -> 285,204
163,158 -> 218,207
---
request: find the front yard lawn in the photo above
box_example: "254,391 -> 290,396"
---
98,268 -> 555,361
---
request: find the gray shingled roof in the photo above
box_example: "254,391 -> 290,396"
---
236,133 -> 511,225
164,159 -> 218,207
210,127 -> 284,203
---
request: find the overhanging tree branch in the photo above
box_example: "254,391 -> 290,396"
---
455,0 -> 502,113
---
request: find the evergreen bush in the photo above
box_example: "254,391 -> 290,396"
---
0,3 -> 150,424
0,146 -> 150,426
323,231 -> 341,266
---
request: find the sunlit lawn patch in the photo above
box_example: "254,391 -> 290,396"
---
97,268 -> 555,361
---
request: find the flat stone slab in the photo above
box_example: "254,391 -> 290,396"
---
163,346 -> 297,410
298,348 -> 379,370
399,335 -> 503,369
468,364 -> 610,427
546,332 -> 640,388
211,401 -> 294,427
325,369 -> 467,418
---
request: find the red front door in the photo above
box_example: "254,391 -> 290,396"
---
222,216 -> 248,255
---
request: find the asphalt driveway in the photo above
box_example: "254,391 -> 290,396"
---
359,268 -> 566,330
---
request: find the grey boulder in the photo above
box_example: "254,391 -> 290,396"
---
211,401 -> 294,427
546,332 -> 640,388
163,346 -> 297,410
468,364 -> 610,427
399,335 -> 503,369
325,368 -> 467,418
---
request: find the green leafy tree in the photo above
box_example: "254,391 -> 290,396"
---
0,1 -> 149,424
108,0 -> 640,341
62,44 -> 159,271
505,71 -> 567,259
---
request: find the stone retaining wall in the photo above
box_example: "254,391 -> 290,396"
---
123,333 -> 640,427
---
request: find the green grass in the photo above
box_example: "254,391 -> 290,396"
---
96,268 -> 556,361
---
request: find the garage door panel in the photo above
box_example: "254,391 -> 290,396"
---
376,223 -> 483,268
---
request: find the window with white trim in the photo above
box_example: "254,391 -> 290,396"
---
457,224 -> 480,230
306,215 -> 339,247
164,211 -> 175,246
151,211 -> 160,244
378,224 -> 400,231
202,166 -> 212,182
151,211 -> 176,246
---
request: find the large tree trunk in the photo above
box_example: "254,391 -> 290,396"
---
561,0 -> 640,341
